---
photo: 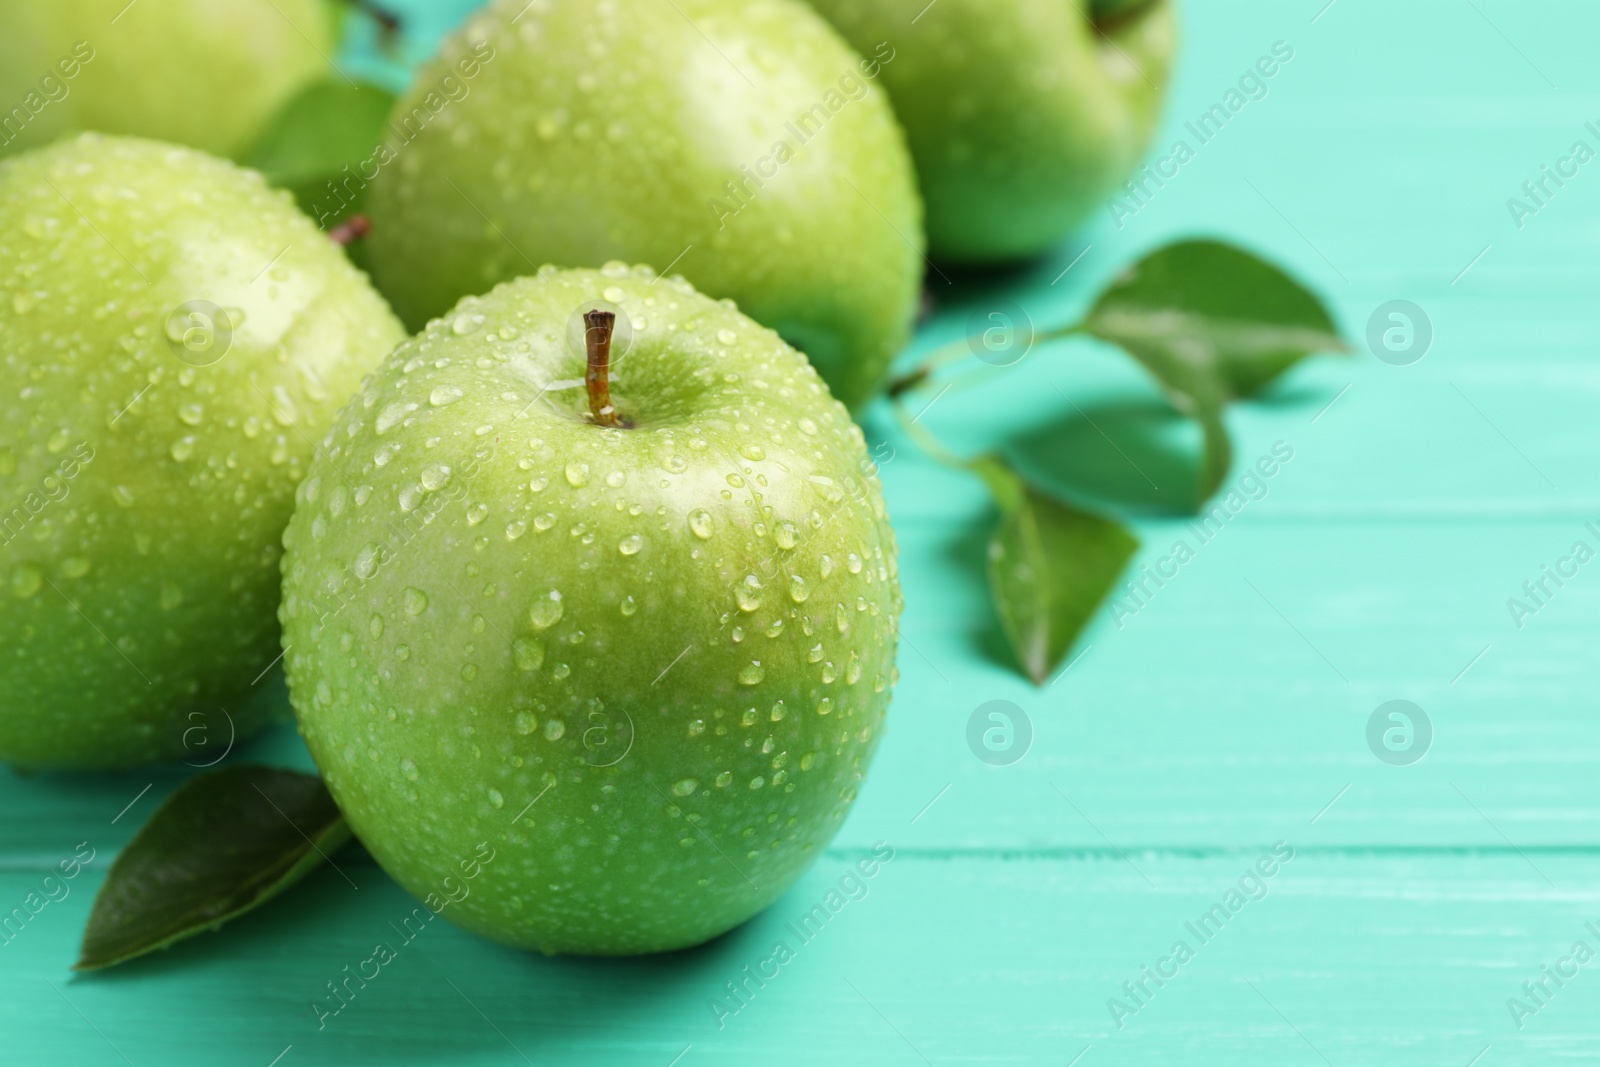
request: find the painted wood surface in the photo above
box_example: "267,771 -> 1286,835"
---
7,1 -> 1600,1064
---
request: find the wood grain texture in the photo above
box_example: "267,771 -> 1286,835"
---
5,0 -> 1599,1063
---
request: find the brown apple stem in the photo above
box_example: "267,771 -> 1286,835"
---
584,310 -> 623,427
329,215 -> 372,247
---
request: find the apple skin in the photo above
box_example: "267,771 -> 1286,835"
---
364,0 -> 923,412
0,135 -> 405,769
0,0 -> 332,160
804,0 -> 1176,263
280,264 -> 902,955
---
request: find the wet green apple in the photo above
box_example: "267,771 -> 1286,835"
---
364,0 -> 923,412
280,263 -> 902,955
0,135 -> 404,768
806,0 -> 1175,262
0,0 -> 332,160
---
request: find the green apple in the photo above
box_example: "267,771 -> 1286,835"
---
363,0 -> 923,412
805,0 -> 1176,262
280,264 -> 902,955
0,0 -> 332,161
0,134 -> 404,769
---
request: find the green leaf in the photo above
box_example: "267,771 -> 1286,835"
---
972,456 -> 1140,685
1084,239 -> 1348,399
76,766 -> 349,971
1078,239 -> 1345,504
244,79 -> 396,224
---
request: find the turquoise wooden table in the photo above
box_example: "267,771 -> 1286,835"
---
8,1 -> 1600,1063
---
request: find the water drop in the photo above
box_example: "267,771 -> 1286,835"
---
10,565 -> 42,598
514,711 -> 538,735
688,509 -> 713,539
420,463 -> 453,491
430,384 -> 464,406
352,544 -> 380,579
619,533 -> 643,556
565,462 -> 590,487
738,661 -> 765,685
401,758 -> 420,781
544,719 -> 566,741
403,587 -> 429,615
736,574 -> 762,612
787,574 -> 809,603
513,637 -> 545,671
672,778 -> 699,797
487,787 -> 505,808
528,590 -> 564,629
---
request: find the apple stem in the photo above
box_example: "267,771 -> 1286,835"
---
584,310 -> 624,427
329,215 -> 372,247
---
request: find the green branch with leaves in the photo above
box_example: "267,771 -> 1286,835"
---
888,240 -> 1348,683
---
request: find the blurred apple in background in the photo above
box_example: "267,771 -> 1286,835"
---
0,0 -> 334,160
364,0 -> 924,411
805,0 -> 1175,262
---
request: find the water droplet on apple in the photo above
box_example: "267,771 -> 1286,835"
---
353,544 -> 381,579
564,461 -> 589,487
738,661 -> 765,685
420,463 -> 453,491
376,402 -> 409,434
816,697 -> 834,716
736,574 -> 762,611
401,758 -> 420,781
487,787 -> 505,808
620,595 -> 638,616
430,384 -> 464,406
787,575 -> 809,603
403,587 -> 429,615
605,470 -> 626,488
528,590 -> 564,629
798,417 -> 818,436
513,636 -> 545,671
10,564 -> 42,598
671,778 -> 698,797
514,711 -> 538,734
619,534 -> 643,556
688,509 -> 713,539
544,719 -> 566,741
